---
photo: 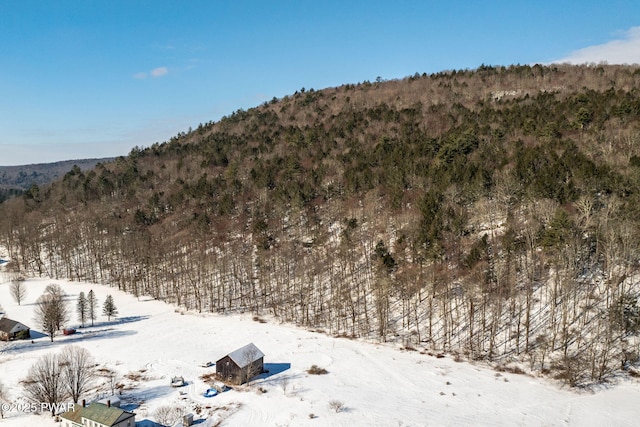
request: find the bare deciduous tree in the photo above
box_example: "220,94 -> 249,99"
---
60,345 -> 95,403
0,380 -> 8,419
22,353 -> 65,415
241,345 -> 261,385
9,278 -> 27,306
34,294 -> 55,342
99,367 -> 122,396
278,375 -> 290,395
34,286 -> 70,342
44,284 -> 70,331
153,405 -> 182,427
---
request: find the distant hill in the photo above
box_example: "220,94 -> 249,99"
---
0,158 -> 114,202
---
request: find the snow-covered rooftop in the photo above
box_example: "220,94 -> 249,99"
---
224,342 -> 265,368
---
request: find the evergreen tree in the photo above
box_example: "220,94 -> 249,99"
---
87,290 -> 97,327
76,292 -> 87,328
102,294 -> 118,322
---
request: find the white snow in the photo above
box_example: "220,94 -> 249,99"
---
1,276 -> 639,426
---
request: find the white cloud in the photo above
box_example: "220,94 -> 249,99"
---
151,66 -> 168,77
132,67 -> 168,80
553,27 -> 640,65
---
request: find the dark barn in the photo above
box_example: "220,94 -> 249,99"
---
216,343 -> 265,385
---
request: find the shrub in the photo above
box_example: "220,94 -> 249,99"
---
15,329 -> 31,340
153,405 -> 182,426
307,365 -> 328,375
328,400 -> 345,413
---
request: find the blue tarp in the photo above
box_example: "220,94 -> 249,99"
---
203,388 -> 218,398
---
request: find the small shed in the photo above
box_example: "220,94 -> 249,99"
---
0,318 -> 30,341
216,343 -> 265,385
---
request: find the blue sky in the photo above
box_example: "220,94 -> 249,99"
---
1,1 -> 640,166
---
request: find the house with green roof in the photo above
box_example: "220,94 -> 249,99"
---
60,402 -> 135,427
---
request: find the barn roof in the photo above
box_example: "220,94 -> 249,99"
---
225,343 -> 264,368
0,317 -> 28,333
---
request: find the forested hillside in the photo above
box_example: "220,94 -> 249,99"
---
3,64 -> 640,386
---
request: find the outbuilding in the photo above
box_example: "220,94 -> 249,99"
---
0,318 -> 30,341
216,342 -> 264,385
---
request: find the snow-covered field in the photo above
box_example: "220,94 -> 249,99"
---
1,275 -> 639,426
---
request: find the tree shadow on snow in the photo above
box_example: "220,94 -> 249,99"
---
28,329 -> 48,339
123,384 -> 179,410
134,419 -> 206,427
78,315 -> 150,329
3,329 -> 138,354
133,420 -> 162,427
